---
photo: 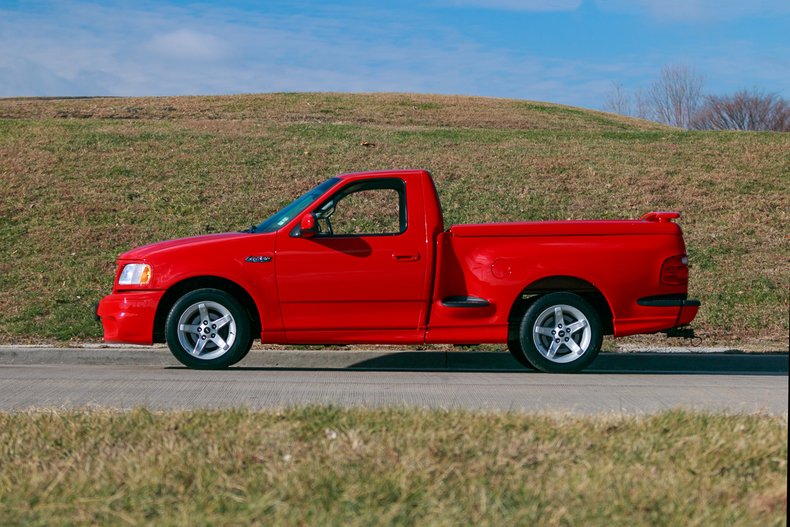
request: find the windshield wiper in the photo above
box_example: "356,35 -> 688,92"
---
240,224 -> 257,233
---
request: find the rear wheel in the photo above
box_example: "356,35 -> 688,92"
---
519,292 -> 602,373
507,338 -> 536,369
165,288 -> 252,369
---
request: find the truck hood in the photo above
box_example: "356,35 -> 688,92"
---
119,232 -> 258,260
449,218 -> 681,237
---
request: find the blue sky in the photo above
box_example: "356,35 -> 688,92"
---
1,0 -> 788,109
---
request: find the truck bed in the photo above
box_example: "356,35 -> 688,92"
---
449,219 -> 681,237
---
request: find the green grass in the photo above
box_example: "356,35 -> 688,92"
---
0,408 -> 786,526
0,93 -> 788,346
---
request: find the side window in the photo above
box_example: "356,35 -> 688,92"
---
315,179 -> 406,236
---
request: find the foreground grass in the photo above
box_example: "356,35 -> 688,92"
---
0,93 -> 788,346
0,408 -> 786,526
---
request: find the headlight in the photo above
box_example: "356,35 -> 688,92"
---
118,263 -> 152,285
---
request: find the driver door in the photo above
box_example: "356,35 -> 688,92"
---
275,177 -> 428,339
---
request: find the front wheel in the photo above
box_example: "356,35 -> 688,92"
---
519,292 -> 602,373
165,288 -> 252,369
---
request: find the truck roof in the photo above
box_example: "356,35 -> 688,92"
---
337,169 -> 431,180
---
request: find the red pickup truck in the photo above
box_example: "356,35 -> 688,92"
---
97,169 -> 699,372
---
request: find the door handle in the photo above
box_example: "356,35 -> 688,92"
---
392,253 -> 420,262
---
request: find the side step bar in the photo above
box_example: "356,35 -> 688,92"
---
441,296 -> 490,308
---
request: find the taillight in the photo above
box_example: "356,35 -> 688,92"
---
661,255 -> 689,285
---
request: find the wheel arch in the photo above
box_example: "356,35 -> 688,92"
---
153,276 -> 262,343
507,276 -> 614,342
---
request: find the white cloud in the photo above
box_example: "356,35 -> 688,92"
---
0,2 -> 606,102
144,29 -> 230,62
0,57 -> 80,96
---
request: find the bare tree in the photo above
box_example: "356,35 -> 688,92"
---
601,65 -> 703,127
645,65 -> 704,129
690,89 -> 790,131
603,82 -> 633,116
633,88 -> 650,120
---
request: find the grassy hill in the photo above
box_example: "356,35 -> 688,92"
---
0,93 -> 787,347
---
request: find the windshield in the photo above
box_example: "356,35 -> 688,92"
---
252,177 -> 340,233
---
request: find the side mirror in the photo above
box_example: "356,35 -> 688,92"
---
292,213 -> 317,238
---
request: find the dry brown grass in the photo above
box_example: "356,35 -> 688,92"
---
0,408 -> 786,526
0,93 -> 667,131
0,93 -> 787,346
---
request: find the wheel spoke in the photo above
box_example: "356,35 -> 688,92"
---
175,298 -> 239,362
198,303 -> 209,322
566,339 -> 583,355
179,324 -> 199,334
213,314 -> 233,330
191,336 -> 208,356
530,300 -> 598,367
567,319 -> 587,334
547,339 -> 561,358
212,334 -> 230,351
554,306 -> 564,327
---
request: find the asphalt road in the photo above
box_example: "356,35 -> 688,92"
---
1,347 -> 787,414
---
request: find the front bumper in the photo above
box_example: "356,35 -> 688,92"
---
96,290 -> 165,345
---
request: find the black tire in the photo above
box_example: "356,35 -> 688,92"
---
507,338 -> 536,369
165,288 -> 252,369
229,336 -> 255,366
518,292 -> 602,373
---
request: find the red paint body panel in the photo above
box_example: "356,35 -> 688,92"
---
425,229 -> 689,341
108,232 -> 284,335
676,303 -> 700,327
97,290 -> 164,345
275,173 -> 430,334
97,169 -> 699,347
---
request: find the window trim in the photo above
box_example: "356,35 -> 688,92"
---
312,178 -> 407,238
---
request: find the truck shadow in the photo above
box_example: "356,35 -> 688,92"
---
232,351 -> 789,376
348,351 -> 789,375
